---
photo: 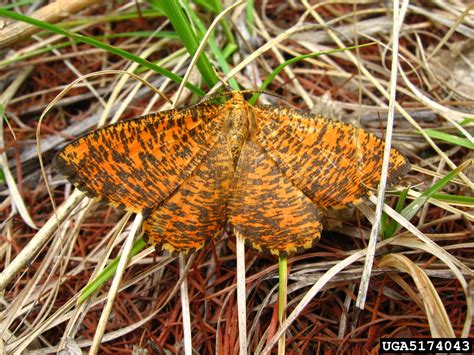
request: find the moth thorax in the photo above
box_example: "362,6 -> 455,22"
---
225,107 -> 252,167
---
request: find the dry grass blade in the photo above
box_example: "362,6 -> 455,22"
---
0,66 -> 37,230
236,234 -> 247,354
0,189 -> 85,292
390,235 -> 473,337
207,22 -> 321,96
0,0 -> 103,49
98,47 -> 172,126
356,0 -> 406,311
89,213 -> 143,354
179,254 -> 192,355
174,0 -> 246,104
378,253 -> 456,338
260,244 -> 383,354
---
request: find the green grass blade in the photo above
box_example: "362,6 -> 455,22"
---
99,31 -> 179,40
78,237 -> 147,304
278,255 -> 288,354
382,188 -> 409,239
0,0 -> 34,10
388,161 -> 471,237
179,0 -> 239,90
423,128 -> 474,149
0,8 -> 204,96
460,117 -> 474,126
153,0 -> 219,88
248,42 -> 376,104
429,193 -> 474,205
246,0 -> 255,36
183,1 -> 239,90
193,0 -> 221,13
59,10 -> 165,28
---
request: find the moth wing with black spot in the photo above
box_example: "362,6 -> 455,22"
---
143,133 -> 234,253
228,138 -> 322,256
55,103 -> 228,212
255,106 -> 409,209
